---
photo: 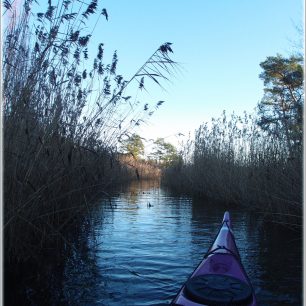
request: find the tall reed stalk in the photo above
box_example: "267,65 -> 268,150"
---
163,110 -> 302,228
3,0 -> 177,263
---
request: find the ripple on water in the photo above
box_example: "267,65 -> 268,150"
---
61,182 -> 302,306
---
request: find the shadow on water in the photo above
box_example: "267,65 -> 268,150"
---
6,180 -> 302,305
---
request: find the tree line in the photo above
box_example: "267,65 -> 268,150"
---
120,134 -> 180,166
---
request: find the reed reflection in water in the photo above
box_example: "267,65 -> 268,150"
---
62,180 -> 301,306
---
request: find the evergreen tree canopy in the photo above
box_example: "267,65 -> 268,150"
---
121,134 -> 145,159
257,54 -> 303,156
149,138 -> 179,165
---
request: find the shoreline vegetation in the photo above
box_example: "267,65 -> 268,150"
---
3,0 -> 176,269
2,0 -> 303,304
162,110 -> 302,228
162,54 -> 303,228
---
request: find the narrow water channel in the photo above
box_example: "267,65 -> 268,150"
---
58,180 -> 302,305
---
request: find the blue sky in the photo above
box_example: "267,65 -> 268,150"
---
91,0 -> 303,149
9,0 -> 303,149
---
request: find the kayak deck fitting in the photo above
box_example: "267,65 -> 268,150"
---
171,211 -> 257,306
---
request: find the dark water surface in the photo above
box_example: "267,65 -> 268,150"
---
60,180 -> 302,305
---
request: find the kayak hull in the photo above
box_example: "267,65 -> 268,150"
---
171,212 -> 257,306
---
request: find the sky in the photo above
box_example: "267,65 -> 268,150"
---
5,0 -> 304,151
90,0 -> 303,151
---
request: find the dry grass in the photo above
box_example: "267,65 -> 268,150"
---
118,153 -> 161,180
162,111 -> 302,227
3,0 -> 177,263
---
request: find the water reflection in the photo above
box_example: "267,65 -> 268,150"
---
61,180 -> 301,305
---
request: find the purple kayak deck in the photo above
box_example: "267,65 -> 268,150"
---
171,211 -> 257,306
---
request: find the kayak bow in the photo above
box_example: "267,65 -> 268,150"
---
171,211 -> 257,306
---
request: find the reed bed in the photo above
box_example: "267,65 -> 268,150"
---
3,0 -> 176,265
162,111 -> 302,227
118,153 -> 161,180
